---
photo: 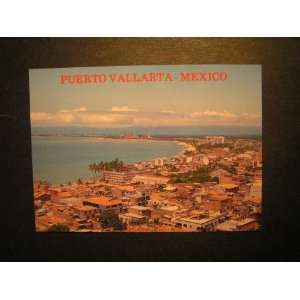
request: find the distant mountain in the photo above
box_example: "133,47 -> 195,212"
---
31,126 -> 262,137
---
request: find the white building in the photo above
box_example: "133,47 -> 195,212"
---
154,157 -> 167,166
185,156 -> 193,163
103,171 -> 134,184
205,136 -> 225,144
132,175 -> 170,185
245,180 -> 262,206
174,212 -> 227,232
199,155 -> 209,166
119,213 -> 147,225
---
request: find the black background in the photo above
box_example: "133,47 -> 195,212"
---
1,38 -> 300,261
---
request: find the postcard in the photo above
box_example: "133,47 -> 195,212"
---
29,65 -> 262,232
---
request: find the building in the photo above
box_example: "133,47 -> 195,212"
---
209,168 -> 233,184
103,171 -> 134,184
57,197 -> 82,206
74,205 -> 98,219
253,151 -> 262,168
203,194 -> 233,211
148,192 -> 167,206
215,218 -> 258,231
132,175 -> 170,185
199,155 -> 209,166
236,218 -> 259,231
205,136 -> 225,144
119,213 -> 147,225
128,205 -> 152,217
245,180 -> 262,206
219,183 -> 239,193
174,212 -> 227,232
82,196 -> 122,212
151,205 -> 181,225
215,220 -> 239,231
154,157 -> 167,166
107,184 -> 136,198
233,204 -> 252,219
119,205 -> 152,225
164,185 -> 177,192
34,192 -> 51,201
185,156 -> 193,163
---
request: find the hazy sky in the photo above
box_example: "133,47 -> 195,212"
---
29,65 -> 261,128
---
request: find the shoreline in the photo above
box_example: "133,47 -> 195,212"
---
32,136 -> 189,185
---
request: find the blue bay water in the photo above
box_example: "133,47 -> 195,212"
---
31,136 -> 184,184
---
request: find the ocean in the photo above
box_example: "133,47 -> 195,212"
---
31,136 -> 184,184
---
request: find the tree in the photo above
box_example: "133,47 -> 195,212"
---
170,167 -> 217,184
89,162 -> 103,176
77,178 -> 82,184
89,158 -> 124,174
88,163 -> 96,175
48,224 -> 70,232
100,209 -> 125,230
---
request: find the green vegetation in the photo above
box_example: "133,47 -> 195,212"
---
77,178 -> 83,184
48,224 -> 70,232
89,158 -> 124,175
195,143 -> 232,152
100,209 -> 126,230
170,167 -> 219,184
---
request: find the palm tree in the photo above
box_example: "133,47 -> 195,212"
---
99,161 -> 104,171
89,162 -> 99,176
95,163 -> 101,175
88,163 -> 94,175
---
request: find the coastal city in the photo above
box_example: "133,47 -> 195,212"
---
33,135 -> 262,232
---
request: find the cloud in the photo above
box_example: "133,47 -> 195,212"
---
161,110 -> 176,114
111,106 -> 138,112
72,107 -> 87,112
31,108 -> 261,127
59,107 -> 87,113
191,111 -> 236,118
31,112 -> 76,124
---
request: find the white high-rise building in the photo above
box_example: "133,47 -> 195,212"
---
205,136 -> 225,144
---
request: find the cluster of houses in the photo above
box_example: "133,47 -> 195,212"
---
34,136 -> 262,232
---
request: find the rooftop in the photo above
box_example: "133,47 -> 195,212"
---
101,183 -> 135,192
129,205 -> 151,211
75,206 -> 98,212
83,197 -> 121,207
215,220 -> 238,231
57,191 -> 73,198
178,212 -> 222,225
133,175 -> 170,181
120,213 -> 146,219
252,180 -> 262,187
160,205 -> 179,212
237,218 -> 256,226
220,183 -> 238,189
